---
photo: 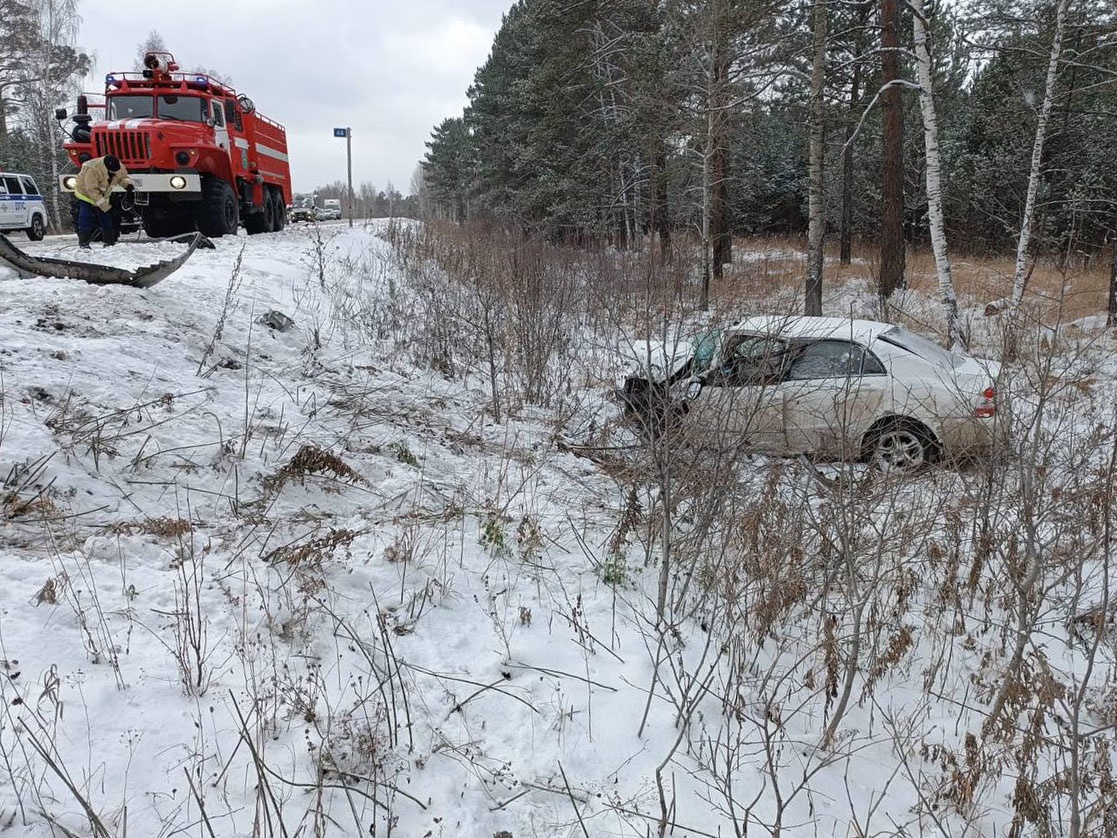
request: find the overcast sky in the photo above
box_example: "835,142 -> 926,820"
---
75,0 -> 511,195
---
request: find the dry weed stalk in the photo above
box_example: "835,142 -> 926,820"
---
197,245 -> 245,376
107,516 -> 192,538
1,454 -> 56,520
263,444 -> 365,494
262,527 -> 360,569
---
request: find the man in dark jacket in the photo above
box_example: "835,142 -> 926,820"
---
74,154 -> 134,248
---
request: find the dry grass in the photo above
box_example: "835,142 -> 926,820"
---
263,527 -> 360,568
107,517 -> 193,538
263,444 -> 365,493
707,235 -> 1112,326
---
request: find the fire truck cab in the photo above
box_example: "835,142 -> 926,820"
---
58,52 -> 291,239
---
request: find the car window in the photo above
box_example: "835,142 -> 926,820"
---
2,176 -> 23,195
786,340 -> 884,380
878,326 -> 955,367
19,177 -> 40,197
692,329 -> 721,372
708,335 -> 790,386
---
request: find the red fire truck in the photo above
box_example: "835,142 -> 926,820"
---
58,52 -> 291,239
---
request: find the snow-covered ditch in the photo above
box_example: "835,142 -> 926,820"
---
1,222 -> 1116,836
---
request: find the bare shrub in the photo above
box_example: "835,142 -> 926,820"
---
1,454 -> 57,521
108,516 -> 192,538
166,525 -> 215,696
262,526 -> 360,569
263,444 -> 365,493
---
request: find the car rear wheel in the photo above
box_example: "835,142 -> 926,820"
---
27,214 -> 46,241
864,422 -> 937,471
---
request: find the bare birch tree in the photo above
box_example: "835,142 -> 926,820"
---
21,0 -> 86,227
911,0 -> 963,347
1008,0 -> 1069,311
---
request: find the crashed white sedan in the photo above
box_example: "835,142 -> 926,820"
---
619,316 -> 1000,469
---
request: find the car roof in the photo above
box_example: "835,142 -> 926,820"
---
727,315 -> 895,343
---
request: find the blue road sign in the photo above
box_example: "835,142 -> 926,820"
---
333,128 -> 348,138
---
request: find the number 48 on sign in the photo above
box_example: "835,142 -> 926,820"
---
333,128 -> 354,228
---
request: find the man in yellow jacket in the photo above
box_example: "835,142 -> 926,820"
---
74,154 -> 134,248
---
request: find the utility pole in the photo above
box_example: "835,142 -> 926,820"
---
334,126 -> 354,227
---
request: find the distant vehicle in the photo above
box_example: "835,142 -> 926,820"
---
57,51 -> 291,239
618,316 -> 1001,469
0,172 -> 49,241
288,201 -> 316,223
315,205 -> 341,221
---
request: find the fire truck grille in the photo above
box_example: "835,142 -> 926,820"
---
95,131 -> 151,164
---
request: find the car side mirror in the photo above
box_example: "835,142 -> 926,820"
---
55,107 -> 68,120
684,379 -> 704,401
205,116 -> 217,128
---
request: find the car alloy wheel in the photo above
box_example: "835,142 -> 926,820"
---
870,426 -> 930,471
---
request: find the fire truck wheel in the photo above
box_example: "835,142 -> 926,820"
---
244,190 -> 274,235
263,190 -> 278,233
270,188 -> 286,232
199,178 -> 239,237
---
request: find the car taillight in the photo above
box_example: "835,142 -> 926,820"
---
973,385 -> 996,418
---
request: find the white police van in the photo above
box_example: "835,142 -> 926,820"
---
0,172 -> 49,240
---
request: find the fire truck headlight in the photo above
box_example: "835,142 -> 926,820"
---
63,176 -> 77,190
169,176 -> 187,190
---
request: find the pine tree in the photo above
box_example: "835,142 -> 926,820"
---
0,0 -> 44,140
423,116 -> 474,222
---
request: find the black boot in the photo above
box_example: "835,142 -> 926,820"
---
102,230 -> 117,247
77,230 -> 92,250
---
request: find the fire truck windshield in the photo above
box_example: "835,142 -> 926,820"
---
106,94 -> 207,123
107,96 -> 154,120
157,95 -> 207,122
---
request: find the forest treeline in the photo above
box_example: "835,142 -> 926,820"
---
421,0 -> 1117,266
0,0 -> 89,228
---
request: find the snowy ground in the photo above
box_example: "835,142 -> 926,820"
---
1,223 -> 1115,837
